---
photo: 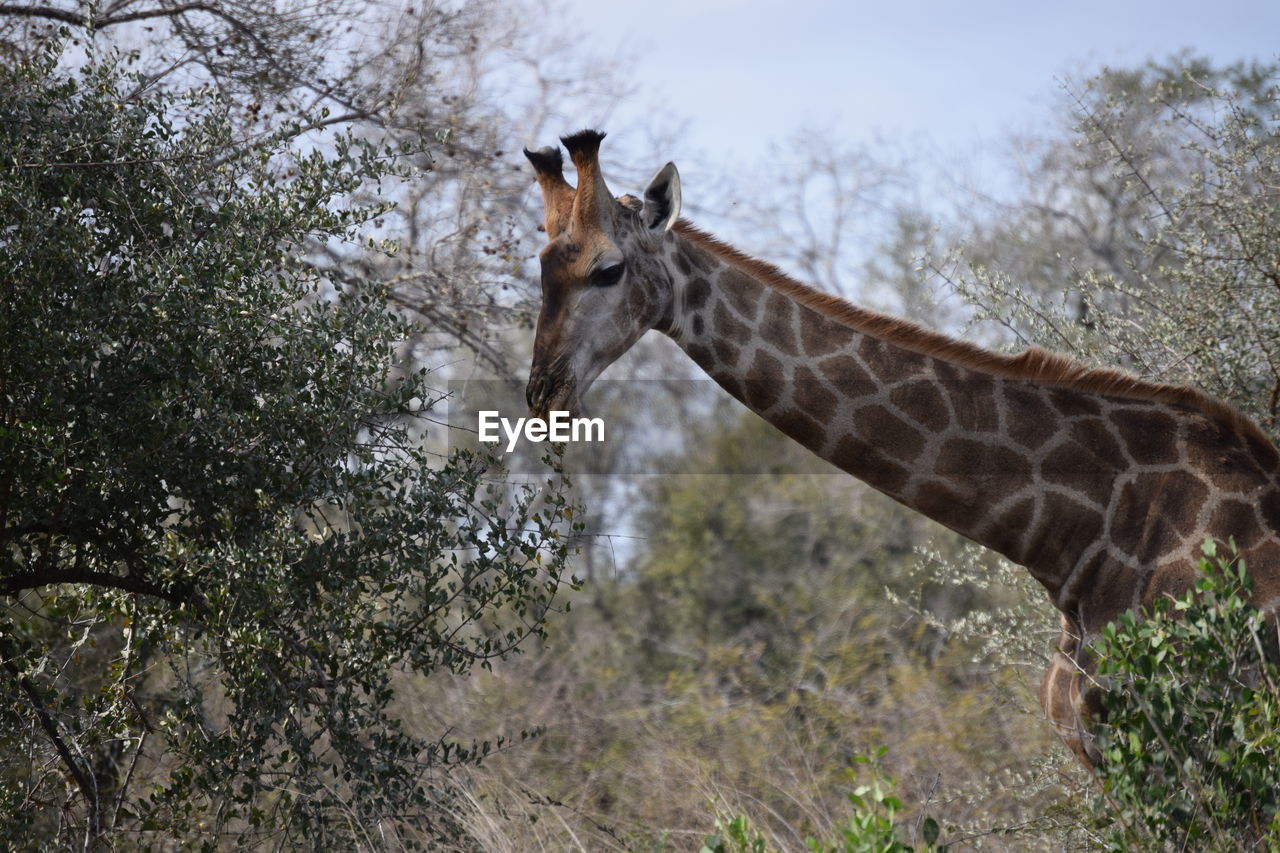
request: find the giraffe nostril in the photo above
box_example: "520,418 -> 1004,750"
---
526,374 -> 548,411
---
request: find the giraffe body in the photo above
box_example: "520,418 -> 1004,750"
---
523,131 -> 1280,765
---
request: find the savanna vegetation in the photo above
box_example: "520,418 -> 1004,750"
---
1,3 -> 1277,850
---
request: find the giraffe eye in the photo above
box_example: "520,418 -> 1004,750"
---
590,262 -> 625,287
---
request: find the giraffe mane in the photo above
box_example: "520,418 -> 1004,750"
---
672,220 -> 1278,456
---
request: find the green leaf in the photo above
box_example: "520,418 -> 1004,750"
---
922,816 -> 940,846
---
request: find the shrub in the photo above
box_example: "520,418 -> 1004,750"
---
700,751 -> 949,853
1093,541 -> 1280,850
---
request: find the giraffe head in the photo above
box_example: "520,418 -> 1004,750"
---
523,130 -> 682,417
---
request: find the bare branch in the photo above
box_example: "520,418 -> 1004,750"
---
0,650 -> 100,837
0,3 -> 86,26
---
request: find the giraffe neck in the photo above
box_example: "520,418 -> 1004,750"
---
657,225 -> 1280,618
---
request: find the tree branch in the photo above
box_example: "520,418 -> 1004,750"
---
0,651 -> 100,837
0,2 -> 278,71
1,568 -> 193,606
0,2 -> 248,30
0,3 -> 86,26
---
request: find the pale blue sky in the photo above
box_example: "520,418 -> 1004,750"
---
556,0 -> 1280,173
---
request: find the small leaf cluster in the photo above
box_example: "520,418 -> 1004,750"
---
700,751 -> 949,853
804,751 -> 948,853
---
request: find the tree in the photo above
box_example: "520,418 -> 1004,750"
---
0,0 -> 631,376
720,130 -> 910,301
0,41 -> 575,849
952,56 -> 1280,434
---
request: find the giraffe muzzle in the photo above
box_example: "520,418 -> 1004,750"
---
525,371 -> 576,420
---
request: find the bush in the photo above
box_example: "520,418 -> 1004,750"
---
1093,541 -> 1280,850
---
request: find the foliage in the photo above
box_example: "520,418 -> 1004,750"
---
0,0 -> 631,375
953,56 -> 1280,436
701,815 -> 768,853
802,751 -> 947,853
1092,541 -> 1280,850
699,752 -> 949,853
0,42 -> 576,849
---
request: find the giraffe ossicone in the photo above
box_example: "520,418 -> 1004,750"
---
522,130 -> 1280,766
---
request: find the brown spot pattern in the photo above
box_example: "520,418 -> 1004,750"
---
936,438 -> 1033,486
861,336 -> 925,382
1048,388 -> 1103,418
773,407 -> 827,452
800,312 -> 857,357
913,479 -> 976,533
1142,561 -> 1196,611
715,371 -> 746,401
890,380 -> 950,433
1026,494 -> 1104,580
1070,418 -> 1127,470
1003,385 -> 1058,449
1089,558 -> 1144,625
793,366 -> 838,421
1111,471 -> 1209,562
1210,499 -> 1266,551
818,354 -> 874,390
1248,543 -> 1280,597
744,350 -> 784,411
686,243 -> 717,272
950,373 -> 999,432
1245,430 -> 1280,472
712,338 -> 740,368
1262,491 -> 1280,537
1111,407 -> 1178,466
1041,442 -> 1120,507
987,497 -> 1036,560
674,241 -> 716,275
685,343 -> 711,364
1183,419 -> 1272,492
713,301 -> 752,346
854,405 -> 925,461
830,435 -> 912,495
686,276 -> 711,310
673,248 -> 692,275
760,291 -> 800,356
722,271 -> 761,321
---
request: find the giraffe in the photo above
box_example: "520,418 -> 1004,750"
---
521,129 -> 1280,765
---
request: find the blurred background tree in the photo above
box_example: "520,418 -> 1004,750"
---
952,56 -> 1280,434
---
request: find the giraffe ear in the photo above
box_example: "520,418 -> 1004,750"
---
641,162 -> 681,232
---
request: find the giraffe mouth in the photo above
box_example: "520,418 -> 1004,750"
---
525,372 -> 579,421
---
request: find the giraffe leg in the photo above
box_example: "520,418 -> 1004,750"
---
1040,617 -> 1103,769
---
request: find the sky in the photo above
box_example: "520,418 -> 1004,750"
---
553,0 -> 1280,186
